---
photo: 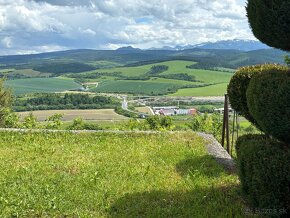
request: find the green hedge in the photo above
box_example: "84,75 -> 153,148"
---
227,65 -> 263,126
246,0 -> 290,51
246,66 -> 290,144
236,135 -> 290,213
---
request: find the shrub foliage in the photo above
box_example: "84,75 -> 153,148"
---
246,66 -> 290,143
227,65 -> 264,126
236,135 -> 290,212
246,0 -> 290,51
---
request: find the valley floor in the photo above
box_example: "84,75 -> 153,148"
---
0,131 -> 247,217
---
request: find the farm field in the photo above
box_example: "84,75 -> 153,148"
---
2,60 -> 234,97
84,60 -> 232,83
135,106 -> 153,115
170,83 -> 228,97
93,80 -> 182,95
0,131 -> 245,217
5,78 -> 81,95
87,60 -> 233,96
17,109 -> 128,121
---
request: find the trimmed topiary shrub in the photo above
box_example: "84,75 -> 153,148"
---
246,65 -> 290,144
227,65 -> 271,127
246,0 -> 290,51
236,134 -> 290,213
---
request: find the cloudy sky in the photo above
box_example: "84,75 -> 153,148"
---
0,0 -> 253,55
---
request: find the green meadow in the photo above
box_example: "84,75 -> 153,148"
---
0,131 -> 245,217
170,83 -> 229,97
5,78 -> 81,95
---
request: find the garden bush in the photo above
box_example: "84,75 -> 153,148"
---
68,117 -> 103,130
246,0 -> 290,51
236,134 -> 290,213
246,66 -> 290,144
227,65 -> 262,126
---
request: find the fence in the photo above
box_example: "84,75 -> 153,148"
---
221,94 -> 239,157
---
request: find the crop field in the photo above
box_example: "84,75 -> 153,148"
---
17,109 -> 128,121
81,60 -> 232,96
83,60 -> 232,83
93,80 -> 182,95
3,60 -> 233,97
170,83 -> 229,97
5,78 -> 81,95
155,61 -> 232,84
0,131 -> 245,217
135,107 -> 153,115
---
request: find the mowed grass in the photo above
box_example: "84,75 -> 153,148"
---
170,83 -> 228,97
5,78 -> 81,95
0,131 -> 245,217
17,109 -> 128,121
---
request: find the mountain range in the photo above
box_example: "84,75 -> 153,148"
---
0,40 -> 287,72
148,39 -> 269,51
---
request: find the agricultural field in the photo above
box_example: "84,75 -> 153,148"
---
5,78 -> 81,95
2,60 -> 233,97
0,131 -> 246,217
85,60 -> 233,96
170,83 -> 229,97
81,60 -> 232,83
92,80 -> 182,95
135,106 -> 153,115
17,109 -> 128,121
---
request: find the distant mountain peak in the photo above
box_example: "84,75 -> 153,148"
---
184,39 -> 269,51
116,46 -> 142,51
148,39 -> 270,52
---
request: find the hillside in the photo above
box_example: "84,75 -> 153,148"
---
0,47 -> 288,72
1,45 -> 288,97
74,60 -> 233,96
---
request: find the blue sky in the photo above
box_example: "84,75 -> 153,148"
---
0,0 -> 253,55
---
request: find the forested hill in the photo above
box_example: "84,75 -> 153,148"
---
0,47 -> 288,72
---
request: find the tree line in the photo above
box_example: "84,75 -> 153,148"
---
13,93 -> 119,111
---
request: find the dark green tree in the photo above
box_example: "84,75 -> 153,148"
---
0,79 -> 12,127
246,0 -> 290,51
285,55 -> 290,67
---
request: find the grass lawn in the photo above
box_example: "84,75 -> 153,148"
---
0,131 -> 246,217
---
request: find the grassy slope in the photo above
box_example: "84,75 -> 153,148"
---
170,83 -> 229,97
88,60 -> 232,83
5,78 -> 81,95
91,60 -> 232,96
93,80 -> 182,95
3,60 -> 233,96
158,61 -> 232,84
0,131 -> 245,217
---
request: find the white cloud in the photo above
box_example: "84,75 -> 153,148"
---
0,0 -> 254,55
